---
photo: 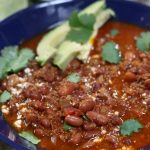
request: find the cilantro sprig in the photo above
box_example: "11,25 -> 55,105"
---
0,90 -> 11,103
67,11 -> 96,44
67,73 -> 81,83
19,131 -> 40,144
0,46 -> 34,79
120,119 -> 143,136
102,42 -> 121,64
110,29 -> 119,36
136,31 -> 150,51
63,122 -> 74,131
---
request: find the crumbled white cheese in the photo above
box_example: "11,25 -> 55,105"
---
114,111 -> 119,116
36,82 -> 44,87
10,87 -> 21,96
17,82 -> 29,89
1,105 -> 9,114
17,114 -> 22,120
20,107 -> 27,113
14,120 -> 22,128
24,68 -> 32,76
18,77 -> 25,82
101,129 -> 107,135
93,137 -> 103,143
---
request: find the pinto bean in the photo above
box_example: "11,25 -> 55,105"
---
30,100 -> 45,111
111,116 -> 122,125
58,81 -> 79,96
25,112 -> 37,123
79,99 -> 95,113
144,79 -> 150,89
70,133 -> 82,145
63,107 -> 83,117
24,86 -> 41,99
65,115 -> 83,127
86,111 -> 109,126
124,72 -> 137,82
84,130 -> 101,139
83,122 -> 96,130
34,128 -> 45,137
40,118 -> 51,128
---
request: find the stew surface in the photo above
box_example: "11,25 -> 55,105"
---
1,21 -> 150,150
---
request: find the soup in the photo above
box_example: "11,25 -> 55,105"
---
0,21 -> 150,150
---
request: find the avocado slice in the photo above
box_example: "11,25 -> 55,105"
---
36,0 -> 106,65
53,41 -> 82,71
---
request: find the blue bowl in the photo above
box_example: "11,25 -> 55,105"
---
0,0 -> 150,149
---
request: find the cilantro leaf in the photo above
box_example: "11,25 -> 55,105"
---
0,46 -> 34,79
19,131 -> 40,144
82,115 -> 89,121
110,29 -> 119,36
102,42 -> 121,64
78,14 -> 96,30
63,122 -> 74,131
0,90 -> 11,103
136,32 -> 150,51
69,11 -> 82,28
11,48 -> 35,72
120,119 -> 143,136
67,73 -> 81,83
66,28 -> 92,44
1,46 -> 18,62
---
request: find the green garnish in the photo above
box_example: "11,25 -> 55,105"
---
69,11 -> 83,28
63,122 -> 74,131
120,119 -> 143,136
102,42 -> 121,64
78,14 -> 96,30
0,91 -> 11,103
66,28 -> 92,44
69,11 -> 96,30
67,11 -> 96,44
0,46 -> 34,79
19,131 -> 40,144
136,31 -> 150,51
110,29 -> 119,36
67,73 -> 81,83
82,115 -> 89,121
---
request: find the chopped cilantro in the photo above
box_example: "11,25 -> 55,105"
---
102,42 -> 121,64
63,122 -> 74,131
11,48 -> 35,72
66,28 -> 92,44
69,11 -> 82,28
69,11 -> 96,30
120,119 -> 143,136
82,115 -> 89,121
0,46 -> 34,79
67,73 -> 81,83
110,29 -> 119,36
0,91 -> 11,103
78,14 -> 96,30
19,131 -> 40,144
136,31 -> 150,51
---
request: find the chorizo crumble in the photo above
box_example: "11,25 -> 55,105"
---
1,22 -> 150,150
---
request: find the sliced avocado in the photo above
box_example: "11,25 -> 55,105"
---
36,0 -> 106,65
77,9 -> 115,62
36,23 -> 70,64
53,41 -> 82,71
